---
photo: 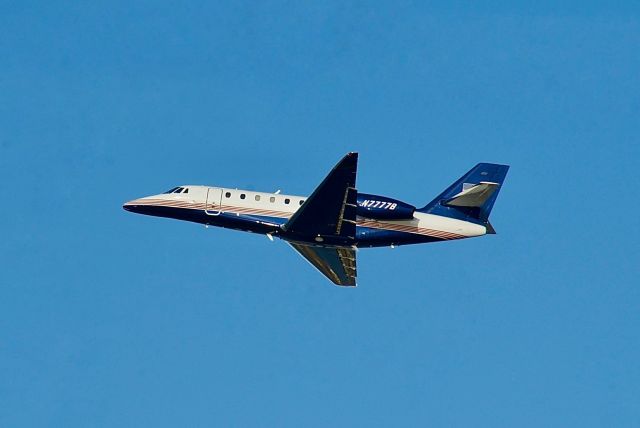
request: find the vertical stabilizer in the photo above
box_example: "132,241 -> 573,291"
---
418,163 -> 509,227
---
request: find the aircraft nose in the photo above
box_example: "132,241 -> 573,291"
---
123,199 -> 141,213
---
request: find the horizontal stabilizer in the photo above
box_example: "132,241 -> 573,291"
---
444,182 -> 499,207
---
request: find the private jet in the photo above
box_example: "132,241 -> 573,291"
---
123,153 -> 509,286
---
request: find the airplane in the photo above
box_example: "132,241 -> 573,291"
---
123,153 -> 509,287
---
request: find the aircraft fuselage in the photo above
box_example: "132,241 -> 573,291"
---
123,185 -> 486,248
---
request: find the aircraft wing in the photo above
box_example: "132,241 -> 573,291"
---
282,152 -> 358,240
289,243 -> 357,287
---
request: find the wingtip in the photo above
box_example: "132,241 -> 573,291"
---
340,152 -> 358,167
332,282 -> 357,288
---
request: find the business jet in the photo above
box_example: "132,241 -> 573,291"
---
123,153 -> 509,287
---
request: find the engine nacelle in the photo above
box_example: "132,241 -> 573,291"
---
356,193 -> 415,220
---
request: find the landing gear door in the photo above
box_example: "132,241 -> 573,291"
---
205,188 -> 223,216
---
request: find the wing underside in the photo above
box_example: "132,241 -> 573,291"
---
289,243 -> 357,287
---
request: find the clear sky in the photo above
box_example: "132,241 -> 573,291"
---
1,2 -> 639,427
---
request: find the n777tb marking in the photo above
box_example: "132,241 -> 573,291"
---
360,200 -> 398,210
123,153 -> 509,287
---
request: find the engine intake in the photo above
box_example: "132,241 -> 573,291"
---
356,193 -> 415,220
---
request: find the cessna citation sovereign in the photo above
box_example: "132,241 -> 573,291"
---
123,153 -> 509,287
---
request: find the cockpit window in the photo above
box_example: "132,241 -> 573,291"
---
163,186 -> 189,194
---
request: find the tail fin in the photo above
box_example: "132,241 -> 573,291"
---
418,163 -> 509,229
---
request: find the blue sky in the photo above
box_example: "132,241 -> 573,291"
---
1,2 -> 639,426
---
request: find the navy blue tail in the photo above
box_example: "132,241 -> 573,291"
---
418,163 -> 509,225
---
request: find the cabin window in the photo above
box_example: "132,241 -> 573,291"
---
164,187 -> 179,194
182,188 -> 189,194
255,195 -> 261,201
299,200 -> 305,205
173,187 -> 184,193
284,198 -> 290,204
240,194 -> 246,200
270,196 -> 275,203
225,192 -> 231,198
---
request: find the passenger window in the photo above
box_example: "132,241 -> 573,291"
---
240,194 -> 246,200
270,196 -> 275,203
255,195 -> 261,201
225,192 -> 231,198
284,198 -> 290,204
